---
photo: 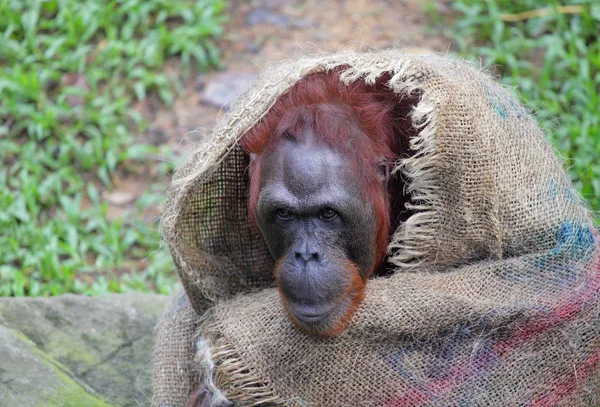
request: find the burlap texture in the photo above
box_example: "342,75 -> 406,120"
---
155,50 -> 600,406
153,291 -> 201,407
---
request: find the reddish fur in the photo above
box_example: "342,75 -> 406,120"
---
328,259 -> 366,336
241,67 -> 403,268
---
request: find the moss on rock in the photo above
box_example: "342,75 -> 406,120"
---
0,293 -> 170,407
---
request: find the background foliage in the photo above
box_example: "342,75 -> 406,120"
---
1,0 -> 598,297
0,0 -> 225,296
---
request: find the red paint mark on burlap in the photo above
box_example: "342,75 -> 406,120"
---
384,249 -> 600,406
531,346 -> 600,407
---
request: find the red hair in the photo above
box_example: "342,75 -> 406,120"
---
241,67 -> 407,269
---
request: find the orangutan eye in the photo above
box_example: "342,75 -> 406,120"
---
320,207 -> 338,221
275,208 -> 294,220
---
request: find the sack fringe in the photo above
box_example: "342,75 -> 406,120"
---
198,319 -> 286,406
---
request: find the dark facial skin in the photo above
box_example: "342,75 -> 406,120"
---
255,127 -> 379,336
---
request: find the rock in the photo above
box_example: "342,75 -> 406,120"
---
245,39 -> 265,54
102,190 -> 136,206
246,8 -> 310,28
200,72 -> 256,110
0,293 -> 171,407
0,324 -> 109,406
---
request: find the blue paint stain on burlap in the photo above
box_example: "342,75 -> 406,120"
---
548,177 -> 579,203
501,221 -> 595,285
554,221 -> 595,255
529,221 -> 596,287
385,315 -> 507,384
481,81 -> 527,120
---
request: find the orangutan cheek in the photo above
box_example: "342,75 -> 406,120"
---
323,271 -> 366,337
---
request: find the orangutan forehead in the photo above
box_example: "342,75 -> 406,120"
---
259,132 -> 360,201
272,104 -> 367,153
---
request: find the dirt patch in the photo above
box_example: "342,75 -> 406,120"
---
143,0 -> 451,149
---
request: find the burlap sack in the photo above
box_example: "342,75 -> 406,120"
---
154,50 -> 600,406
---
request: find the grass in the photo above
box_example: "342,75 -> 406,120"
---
436,0 -> 600,220
0,0 -> 226,296
3,0 -> 597,298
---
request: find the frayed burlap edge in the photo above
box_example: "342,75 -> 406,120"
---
161,51 -> 465,278
158,50 -> 600,406
187,53 -> 453,405
297,56 -> 443,270
198,313 -> 286,406
387,92 -> 439,269
162,60 -> 303,295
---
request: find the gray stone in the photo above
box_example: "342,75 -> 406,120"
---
0,324 -> 110,406
246,9 -> 310,28
102,190 -> 136,206
200,72 -> 256,110
0,293 -> 171,407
